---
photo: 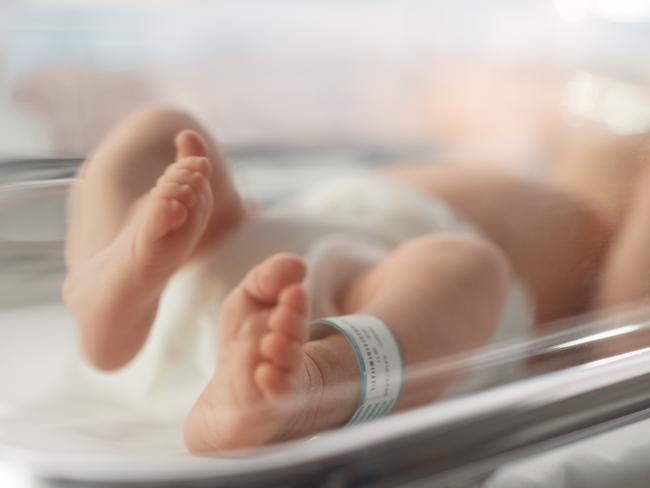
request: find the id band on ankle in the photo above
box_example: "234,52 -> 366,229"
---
311,314 -> 404,425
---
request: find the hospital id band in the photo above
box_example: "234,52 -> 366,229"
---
311,314 -> 404,425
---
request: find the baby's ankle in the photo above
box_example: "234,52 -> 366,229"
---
301,337 -> 361,433
288,349 -> 326,438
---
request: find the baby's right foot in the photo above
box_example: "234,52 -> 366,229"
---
184,253 -> 325,452
64,154 -> 215,370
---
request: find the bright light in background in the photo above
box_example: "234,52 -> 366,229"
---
555,0 -> 650,22
554,0 -> 588,23
594,0 -> 650,22
563,72 -> 650,134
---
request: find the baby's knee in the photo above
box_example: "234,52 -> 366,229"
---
398,234 -> 511,290
638,157 -> 650,194
122,105 -> 202,134
627,157 -> 650,216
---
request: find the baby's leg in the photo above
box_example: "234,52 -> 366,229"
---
549,133 -> 648,228
531,131 -> 650,310
553,134 -> 650,308
595,164 -> 650,309
589,164 -> 650,358
63,107 -> 245,371
66,107 -> 243,265
184,235 -> 509,452
379,165 -> 613,325
547,134 -> 650,356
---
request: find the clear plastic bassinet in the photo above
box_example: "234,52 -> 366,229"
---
3,160 -> 650,487
3,1 -> 650,487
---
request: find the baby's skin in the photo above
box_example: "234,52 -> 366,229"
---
65,132 -> 334,450
64,130 -> 500,452
64,108 -> 623,452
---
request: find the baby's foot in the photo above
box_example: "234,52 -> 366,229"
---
64,155 -> 214,370
184,254 -> 322,452
131,155 -> 214,271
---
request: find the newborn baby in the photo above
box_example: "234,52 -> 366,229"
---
63,108 -> 640,453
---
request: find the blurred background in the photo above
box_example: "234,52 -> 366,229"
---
1,0 -> 650,172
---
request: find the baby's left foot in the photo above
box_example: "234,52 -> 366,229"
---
183,254 -> 323,452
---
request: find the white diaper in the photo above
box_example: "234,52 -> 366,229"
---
73,172 -> 534,419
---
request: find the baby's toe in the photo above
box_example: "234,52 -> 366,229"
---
173,156 -> 211,177
160,166 -> 207,192
175,130 -> 210,162
255,362 -> 294,397
269,285 -> 309,341
195,175 -> 214,206
157,181 -> 197,208
246,254 -> 307,306
260,333 -> 303,370
143,197 -> 188,242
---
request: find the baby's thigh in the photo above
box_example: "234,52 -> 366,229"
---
341,233 -> 510,318
381,165 -> 612,323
